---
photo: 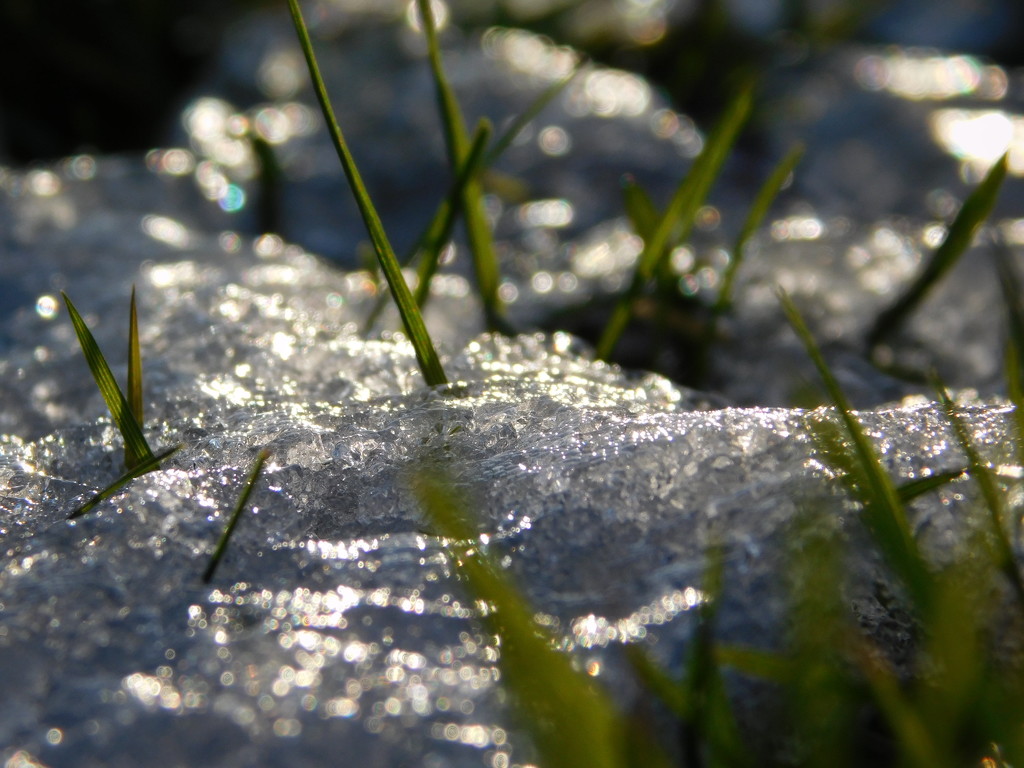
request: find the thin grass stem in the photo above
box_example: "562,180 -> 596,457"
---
287,0 -> 448,387
127,285 -> 143,437
202,449 -> 270,583
416,0 -> 503,326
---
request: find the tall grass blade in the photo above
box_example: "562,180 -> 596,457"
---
416,0 -> 503,326
62,292 -> 154,470
69,444 -> 182,520
414,119 -> 493,307
868,153 -> 1007,354
415,469 -> 670,768
127,285 -> 143,435
597,82 -> 753,360
780,290 -> 932,609
933,380 -> 1024,611
896,469 -> 964,504
203,448 -> 270,584
287,0 -> 447,387
484,62 -> 583,166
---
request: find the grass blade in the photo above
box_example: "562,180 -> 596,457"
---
69,444 -> 182,520
62,292 -> 154,470
203,449 -> 270,584
696,142 -> 804,384
933,380 -> 1024,612
416,0 -> 503,327
621,174 -> 659,241
484,61 -> 583,167
868,153 -> 1007,354
780,290 -> 932,609
287,0 -> 447,387
414,119 -> 493,307
127,285 -> 143,435
597,82 -> 753,360
414,469 -> 670,768
896,469 -> 965,504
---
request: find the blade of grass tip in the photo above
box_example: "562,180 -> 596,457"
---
621,174 -> 659,241
696,142 -> 804,385
868,153 -> 1007,355
484,60 -> 584,167
62,292 -> 154,470
203,449 -> 270,584
69,444 -> 182,520
596,82 -> 753,360
414,119 -> 493,308
781,290 -> 932,608
416,0 -> 503,326
287,0 -> 447,387
933,379 -> 1024,612
415,469 -> 669,768
127,285 -> 143,436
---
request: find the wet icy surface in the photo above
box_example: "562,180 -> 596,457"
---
3,4 -> 1024,767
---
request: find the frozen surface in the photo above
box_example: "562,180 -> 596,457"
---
3,5 -> 1024,767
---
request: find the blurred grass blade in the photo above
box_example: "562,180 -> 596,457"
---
697,142 -> 804,384
69,444 -> 182,520
597,82 -> 753,360
895,469 -> 964,504
203,449 -> 270,584
127,285 -> 143,434
484,61 -> 583,166
934,381 -> 1024,611
414,119 -> 493,307
287,0 -> 447,387
416,0 -> 503,326
714,644 -> 794,683
415,469 -> 669,768
868,153 -> 1007,353
781,290 -> 932,609
717,143 -> 804,318
62,292 -> 154,470
621,174 -> 658,241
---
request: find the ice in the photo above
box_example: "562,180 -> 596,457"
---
3,6 -> 1024,767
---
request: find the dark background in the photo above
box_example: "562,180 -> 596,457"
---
1,0 -> 1022,165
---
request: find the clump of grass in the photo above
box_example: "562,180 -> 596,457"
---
62,289 -> 181,519
286,0 -> 448,387
597,81 -> 753,361
203,448 -> 270,583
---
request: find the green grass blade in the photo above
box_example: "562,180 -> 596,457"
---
484,61 -> 583,167
621,174 -> 659,241
62,292 -> 154,470
696,142 -> 804,384
896,469 -> 965,504
716,143 -> 804,318
597,82 -> 753,360
415,469 -> 669,768
780,290 -> 932,609
287,0 -> 447,387
414,118 -> 493,307
69,444 -> 182,520
416,0 -> 503,326
127,285 -> 143,435
202,448 -> 270,584
868,153 -> 1007,353
933,380 -> 1024,611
